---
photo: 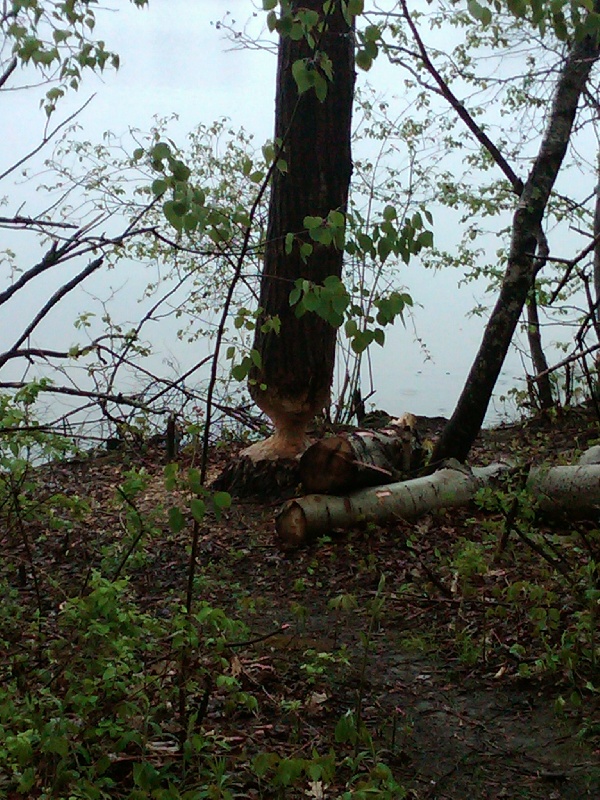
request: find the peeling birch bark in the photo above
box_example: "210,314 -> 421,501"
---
277,452 -> 600,549
299,414 -> 421,494
277,461 -> 505,548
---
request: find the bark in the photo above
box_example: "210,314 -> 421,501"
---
526,231 -> 554,410
299,413 -> 421,494
212,455 -> 301,501
432,29 -> 600,465
594,157 -> 600,329
246,1 -> 355,460
277,461 -> 505,549
277,448 -> 600,549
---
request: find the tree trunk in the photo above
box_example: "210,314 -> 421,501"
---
245,1 -> 355,461
277,461 -> 504,549
299,413 -> 421,494
526,285 -> 554,410
432,31 -> 600,465
594,155 -> 600,330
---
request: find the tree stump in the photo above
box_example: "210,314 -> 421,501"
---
211,455 -> 301,501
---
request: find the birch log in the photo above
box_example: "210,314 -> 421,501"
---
276,452 -> 600,549
299,414 -> 421,494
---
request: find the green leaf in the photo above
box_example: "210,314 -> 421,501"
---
168,506 -> 186,533
171,160 -> 191,181
164,462 -> 179,490
377,237 -> 393,263
299,242 -> 313,262
303,292 -> 320,312
187,468 -> 203,494
267,10 -> 278,31
151,142 -> 171,161
183,212 -> 199,232
382,204 -> 396,221
163,200 -> 184,231
213,491 -> 232,510
304,215 -> 323,229
467,0 -> 492,25
292,59 -> 313,94
345,318 -> 358,337
263,0 -> 277,8
373,328 -> 385,346
314,72 -> 327,101
351,331 -> 372,354
364,24 -> 380,41
231,363 -> 249,381
348,0 -> 364,15
355,49 -> 372,71
213,491 -> 232,520
190,498 -> 206,523
417,229 -> 434,248
335,712 -> 357,743
328,209 -> 345,227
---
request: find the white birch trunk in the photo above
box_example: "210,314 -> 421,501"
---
276,452 -> 600,548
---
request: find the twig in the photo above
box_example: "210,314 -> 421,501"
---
0,257 -> 104,368
0,56 -> 17,89
0,95 -> 95,182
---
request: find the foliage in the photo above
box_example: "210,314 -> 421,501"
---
0,405 -> 413,798
3,392 -> 600,796
375,0 -> 600,413
2,0 -> 148,115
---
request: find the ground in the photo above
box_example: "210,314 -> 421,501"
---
2,403 -> 600,798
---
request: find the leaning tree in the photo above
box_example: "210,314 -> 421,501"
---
427,2 -> 600,464
244,0 -> 356,461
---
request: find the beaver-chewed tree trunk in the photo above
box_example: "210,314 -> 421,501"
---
243,1 -> 355,463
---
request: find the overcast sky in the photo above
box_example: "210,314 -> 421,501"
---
2,1 -> 530,422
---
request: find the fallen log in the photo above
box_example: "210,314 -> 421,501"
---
276,451 -> 600,549
299,413 -> 422,494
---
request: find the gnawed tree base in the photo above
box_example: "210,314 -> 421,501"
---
211,455 -> 301,501
277,450 -> 600,549
213,414 -> 422,500
299,414 -> 422,494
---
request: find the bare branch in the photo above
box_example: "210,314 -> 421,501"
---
395,0 -> 524,193
0,381 -> 147,409
0,257 -> 104,369
0,95 -> 95,183
0,215 -> 78,230
0,56 -> 17,89
548,233 -> 600,303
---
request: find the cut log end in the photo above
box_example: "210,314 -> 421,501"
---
276,501 -> 308,550
299,436 -> 355,494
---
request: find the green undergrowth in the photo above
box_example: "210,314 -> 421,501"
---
2,392 -> 600,797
